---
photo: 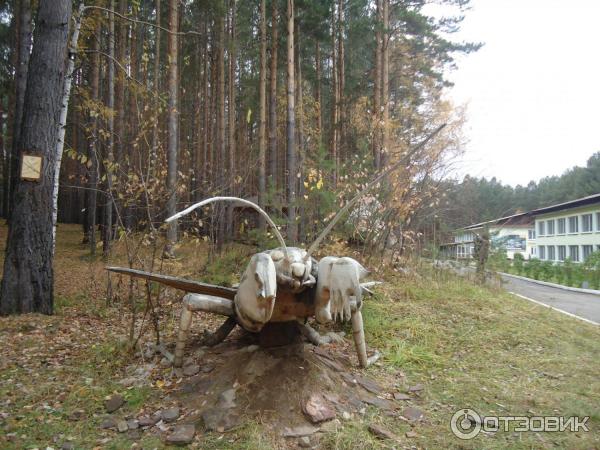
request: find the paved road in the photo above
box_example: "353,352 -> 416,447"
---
501,275 -> 600,325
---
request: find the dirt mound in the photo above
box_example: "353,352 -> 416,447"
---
175,327 -> 401,446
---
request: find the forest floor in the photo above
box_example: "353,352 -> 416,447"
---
0,223 -> 599,449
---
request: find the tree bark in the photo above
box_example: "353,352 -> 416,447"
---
88,21 -> 101,255
216,11 -> 226,248
257,0 -> 267,230
373,0 -> 382,170
315,41 -> 322,146
0,0 -> 73,315
268,1 -> 278,191
381,0 -> 390,167
330,3 -> 338,187
286,0 -> 297,243
104,1 -> 116,257
151,0 -> 161,171
165,0 -> 179,257
8,0 -> 32,219
226,0 -> 237,240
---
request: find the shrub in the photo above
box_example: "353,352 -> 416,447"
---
513,253 -> 524,275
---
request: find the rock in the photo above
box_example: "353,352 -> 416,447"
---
69,409 -> 86,421
127,419 -> 139,430
202,408 -> 240,432
341,411 -> 351,421
356,376 -> 383,395
161,407 -> 180,423
100,417 -> 117,429
138,414 -> 160,427
406,430 -> 418,438
281,425 -> 319,437
319,419 -> 341,433
401,406 -> 425,422
160,357 -> 172,368
201,364 -> 215,373
183,365 -> 200,377
298,436 -> 312,448
407,384 -> 424,393
360,393 -> 395,411
340,372 -> 357,386
302,394 -> 336,423
117,420 -> 129,433
368,424 -> 400,442
217,389 -> 236,409
393,392 -> 411,401
61,443 -> 75,450
326,331 -> 345,344
166,424 -> 196,445
127,430 -> 142,440
104,394 -> 125,413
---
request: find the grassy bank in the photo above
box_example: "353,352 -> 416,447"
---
0,224 -> 598,449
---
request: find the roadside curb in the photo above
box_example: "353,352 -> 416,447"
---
499,272 -> 600,296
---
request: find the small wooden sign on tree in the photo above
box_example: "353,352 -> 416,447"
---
20,153 -> 43,181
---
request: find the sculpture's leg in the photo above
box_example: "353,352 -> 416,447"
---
174,307 -> 193,367
200,317 -> 237,346
351,309 -> 368,368
298,321 -> 331,346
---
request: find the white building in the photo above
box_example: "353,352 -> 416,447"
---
529,193 -> 600,263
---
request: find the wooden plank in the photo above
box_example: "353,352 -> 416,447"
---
106,266 -> 237,300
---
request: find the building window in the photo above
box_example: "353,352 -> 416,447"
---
558,245 -> 566,261
528,229 -> 536,240
597,212 -> 600,231
582,214 -> 593,232
569,245 -> 579,262
539,246 -> 546,260
546,219 -> 555,235
548,246 -> 555,261
568,216 -> 578,233
557,218 -> 566,234
583,245 -> 593,261
538,221 -> 545,236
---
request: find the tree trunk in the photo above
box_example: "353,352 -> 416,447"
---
104,1 -> 116,257
226,0 -> 237,240
258,0 -> 267,230
0,0 -> 73,315
216,12 -> 226,248
286,0 -> 297,243
373,0 -> 382,170
330,3 -> 338,187
165,0 -> 179,257
381,0 -> 390,167
151,0 -> 161,171
8,0 -> 32,219
268,1 -> 278,191
88,21 -> 101,255
337,0 -> 345,162
315,41 -> 322,146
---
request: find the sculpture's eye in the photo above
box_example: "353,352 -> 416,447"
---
270,250 -> 284,262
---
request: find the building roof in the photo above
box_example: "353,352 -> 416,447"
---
463,211 -> 532,231
529,192 -> 600,216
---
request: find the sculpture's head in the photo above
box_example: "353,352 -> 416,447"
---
234,252 -> 277,332
269,247 -> 316,293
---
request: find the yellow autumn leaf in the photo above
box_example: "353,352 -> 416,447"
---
316,179 -> 323,190
156,380 -> 165,388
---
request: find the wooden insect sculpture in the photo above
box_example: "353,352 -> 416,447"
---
106,125 -> 445,368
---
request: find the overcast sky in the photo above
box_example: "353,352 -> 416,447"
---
432,0 -> 600,187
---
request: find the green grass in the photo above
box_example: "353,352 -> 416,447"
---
0,224 -> 598,449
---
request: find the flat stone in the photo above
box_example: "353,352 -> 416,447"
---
166,424 -> 196,445
281,425 -> 319,437
61,443 -> 75,450
127,419 -> 139,430
320,418 -> 341,433
161,407 -> 180,423
202,407 -> 240,432
183,364 -> 200,377
298,436 -> 312,447
356,376 -> 383,395
201,364 -> 215,373
302,393 -> 336,423
138,414 -> 160,427
406,430 -> 418,438
104,394 -> 125,413
160,357 -> 172,368
217,389 -> 236,409
407,384 -> 424,392
368,424 -> 400,442
340,372 -> 357,386
401,406 -> 425,422
100,417 -> 117,429
117,420 -> 129,433
360,393 -> 395,411
69,409 -> 86,421
393,392 -> 411,401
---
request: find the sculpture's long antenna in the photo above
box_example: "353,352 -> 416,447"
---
166,196 -> 289,258
304,124 -> 446,259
